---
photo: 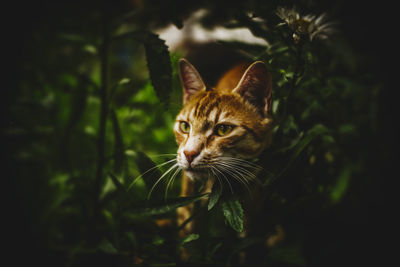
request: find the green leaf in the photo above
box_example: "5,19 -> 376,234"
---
65,77 -> 89,132
130,194 -> 208,216
208,181 -> 222,211
178,233 -> 199,249
118,77 -> 131,85
222,199 -> 244,232
97,239 -> 118,254
116,30 -> 172,106
292,124 -> 330,158
264,124 -> 331,186
143,32 -> 172,106
331,167 -> 351,203
108,172 -> 126,193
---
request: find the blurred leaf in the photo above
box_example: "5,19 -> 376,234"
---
272,99 -> 280,113
108,172 -> 126,193
110,109 -> 125,174
282,115 -> 298,134
338,124 -> 357,135
152,236 -> 165,246
130,194 -> 208,216
265,124 -> 330,186
222,199 -> 244,232
97,239 -> 118,254
208,181 -> 222,211
292,124 -> 330,159
83,44 -> 97,54
118,78 -> 131,85
109,78 -> 132,105
66,76 -> 89,131
178,233 -> 199,249
331,167 -> 351,203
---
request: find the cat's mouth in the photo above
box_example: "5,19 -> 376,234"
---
183,165 -> 210,180
183,164 -> 210,176
185,166 -> 207,173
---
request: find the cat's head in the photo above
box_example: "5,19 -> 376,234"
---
174,58 -> 273,180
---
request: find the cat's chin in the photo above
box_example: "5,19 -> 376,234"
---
184,168 -> 208,180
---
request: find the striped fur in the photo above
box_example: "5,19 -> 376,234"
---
175,59 -> 273,239
175,59 -> 273,181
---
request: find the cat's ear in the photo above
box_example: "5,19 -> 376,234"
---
179,58 -> 206,104
233,61 -> 272,116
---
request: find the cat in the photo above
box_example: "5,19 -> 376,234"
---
174,58 -> 274,238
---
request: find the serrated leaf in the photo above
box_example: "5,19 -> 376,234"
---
143,32 -> 172,106
131,194 -> 208,216
208,181 -> 222,211
113,30 -> 172,105
222,199 -> 244,232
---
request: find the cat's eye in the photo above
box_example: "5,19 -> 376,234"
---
215,124 -> 234,136
179,121 -> 190,133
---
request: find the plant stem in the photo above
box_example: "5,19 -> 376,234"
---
283,42 -> 304,119
94,5 -> 109,219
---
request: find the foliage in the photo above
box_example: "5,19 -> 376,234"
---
4,1 -> 391,267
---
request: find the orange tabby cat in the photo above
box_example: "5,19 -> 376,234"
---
175,58 -> 273,236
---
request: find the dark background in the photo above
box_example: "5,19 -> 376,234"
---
3,0 -> 396,266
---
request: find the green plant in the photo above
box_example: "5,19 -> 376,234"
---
5,1 -> 389,266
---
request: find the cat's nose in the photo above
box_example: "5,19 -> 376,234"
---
183,150 -> 200,164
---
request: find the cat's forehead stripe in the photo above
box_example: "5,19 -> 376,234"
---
192,97 -> 202,117
193,92 -> 211,117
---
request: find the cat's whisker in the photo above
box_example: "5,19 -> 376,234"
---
214,161 -> 246,180
226,168 -> 250,193
148,163 -> 179,200
209,165 -> 224,191
219,156 -> 262,167
232,165 -> 257,181
219,156 -> 263,171
220,161 -> 259,181
210,157 -> 259,180
164,166 -> 182,199
212,165 -> 234,194
128,158 -> 177,190
215,162 -> 253,196
217,156 -> 263,181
